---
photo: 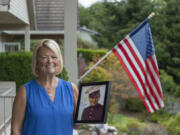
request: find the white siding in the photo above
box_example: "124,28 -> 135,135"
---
0,5 -> 8,11
35,0 -> 64,30
9,0 -> 29,24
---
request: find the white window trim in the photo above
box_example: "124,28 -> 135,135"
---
2,42 -> 21,52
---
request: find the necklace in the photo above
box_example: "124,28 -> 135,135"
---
36,78 -> 57,98
48,93 -> 53,97
47,87 -> 55,97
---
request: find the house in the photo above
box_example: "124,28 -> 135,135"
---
78,26 -> 100,47
0,0 -> 79,83
0,0 -> 79,134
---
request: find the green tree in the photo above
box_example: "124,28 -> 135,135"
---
154,0 -> 180,95
79,0 -> 180,96
160,70 -> 176,93
79,5 -> 93,28
83,0 -> 156,49
163,0 -> 180,84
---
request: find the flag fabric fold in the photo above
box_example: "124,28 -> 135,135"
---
112,18 -> 164,113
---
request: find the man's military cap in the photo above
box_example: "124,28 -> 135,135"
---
89,89 -> 100,98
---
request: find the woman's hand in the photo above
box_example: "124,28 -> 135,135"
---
71,83 -> 81,129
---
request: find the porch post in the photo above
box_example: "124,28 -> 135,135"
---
25,25 -> 30,51
64,0 -> 78,83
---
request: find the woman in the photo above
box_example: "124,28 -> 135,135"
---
11,39 -> 78,135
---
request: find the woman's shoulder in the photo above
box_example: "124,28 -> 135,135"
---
23,80 -> 36,96
58,78 -> 77,90
24,79 -> 35,87
58,78 -> 71,85
15,85 -> 26,102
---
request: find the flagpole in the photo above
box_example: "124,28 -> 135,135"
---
79,50 -> 112,82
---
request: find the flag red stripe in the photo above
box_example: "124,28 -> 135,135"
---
150,56 -> 160,78
112,47 -> 152,113
123,38 -> 161,109
146,58 -> 162,99
123,38 -> 146,80
151,56 -> 163,101
145,60 -> 161,108
150,57 -> 163,100
146,74 -> 161,108
146,58 -> 163,101
118,43 -> 157,111
123,38 -> 145,70
149,56 -> 164,107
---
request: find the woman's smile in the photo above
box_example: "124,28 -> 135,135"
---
37,47 -> 59,75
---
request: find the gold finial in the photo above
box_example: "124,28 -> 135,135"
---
148,12 -> 155,19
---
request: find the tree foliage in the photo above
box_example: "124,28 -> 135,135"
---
79,0 -> 180,96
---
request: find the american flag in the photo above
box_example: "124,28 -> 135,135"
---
112,18 -> 164,113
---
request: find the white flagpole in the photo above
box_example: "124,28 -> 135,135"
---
79,50 -> 112,82
78,12 -> 155,82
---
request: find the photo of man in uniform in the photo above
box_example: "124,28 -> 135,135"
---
81,86 -> 104,121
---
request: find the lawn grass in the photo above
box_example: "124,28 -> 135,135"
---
107,113 -> 146,133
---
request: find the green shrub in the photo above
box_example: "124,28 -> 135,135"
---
164,112 -> 180,135
149,111 -> 171,123
107,113 -> 146,133
149,114 -> 160,123
83,64 -> 112,83
160,70 -> 176,93
175,85 -> 180,96
77,48 -> 108,62
0,52 -> 68,91
125,98 -> 145,112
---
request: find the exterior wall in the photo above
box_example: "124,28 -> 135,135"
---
9,0 -> 29,24
0,0 -> 9,11
35,0 -> 79,31
0,5 -> 8,11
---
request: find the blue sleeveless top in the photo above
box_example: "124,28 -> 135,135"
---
22,78 -> 74,135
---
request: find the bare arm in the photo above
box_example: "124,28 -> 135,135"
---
71,83 -> 78,119
11,85 -> 26,135
71,83 -> 80,129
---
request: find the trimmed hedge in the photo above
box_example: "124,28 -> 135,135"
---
0,48 -> 108,91
77,48 -> 108,62
0,51 -> 68,91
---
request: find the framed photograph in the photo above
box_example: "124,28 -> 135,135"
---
74,81 -> 111,124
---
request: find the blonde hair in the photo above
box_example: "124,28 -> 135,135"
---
32,39 -> 63,77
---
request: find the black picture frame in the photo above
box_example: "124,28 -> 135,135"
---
74,81 -> 111,124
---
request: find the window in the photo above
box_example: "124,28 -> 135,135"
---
3,42 -> 21,52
